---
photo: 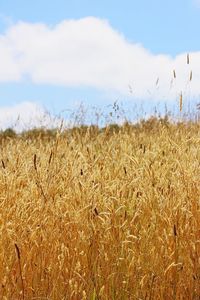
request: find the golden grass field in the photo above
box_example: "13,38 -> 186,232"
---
0,118 -> 199,299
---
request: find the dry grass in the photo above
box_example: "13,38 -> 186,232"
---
0,118 -> 200,299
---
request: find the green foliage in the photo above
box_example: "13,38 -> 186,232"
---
0,114 -> 197,141
21,128 -> 57,140
0,128 -> 17,139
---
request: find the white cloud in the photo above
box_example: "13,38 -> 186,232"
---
0,17 -> 199,99
0,102 -> 64,132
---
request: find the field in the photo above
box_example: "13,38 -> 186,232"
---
0,117 -> 200,299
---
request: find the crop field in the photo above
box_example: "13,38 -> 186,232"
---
0,117 -> 199,299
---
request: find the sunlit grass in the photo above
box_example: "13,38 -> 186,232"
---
0,117 -> 199,299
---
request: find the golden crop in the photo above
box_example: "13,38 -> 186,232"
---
0,119 -> 199,299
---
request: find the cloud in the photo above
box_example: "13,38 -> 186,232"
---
0,102 -> 64,132
0,17 -> 199,99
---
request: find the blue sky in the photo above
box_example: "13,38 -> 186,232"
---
0,0 -> 200,129
1,0 -> 200,54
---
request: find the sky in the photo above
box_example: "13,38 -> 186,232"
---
0,0 -> 200,130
